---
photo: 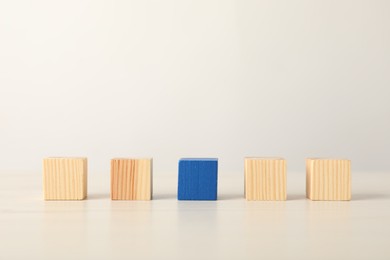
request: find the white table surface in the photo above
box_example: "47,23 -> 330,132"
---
0,171 -> 389,260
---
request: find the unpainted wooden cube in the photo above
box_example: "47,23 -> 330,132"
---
111,158 -> 153,200
306,158 -> 351,201
43,157 -> 88,200
244,157 -> 286,201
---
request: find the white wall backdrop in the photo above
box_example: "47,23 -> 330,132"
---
0,0 -> 389,174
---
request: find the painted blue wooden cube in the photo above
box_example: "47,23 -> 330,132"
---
178,158 -> 218,200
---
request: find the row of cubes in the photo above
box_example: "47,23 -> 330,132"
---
43,157 -> 351,201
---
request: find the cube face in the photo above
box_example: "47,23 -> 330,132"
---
178,158 -> 218,200
111,158 -> 153,200
306,158 -> 351,201
43,157 -> 88,200
244,158 -> 286,201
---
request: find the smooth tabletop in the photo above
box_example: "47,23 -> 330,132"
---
0,172 -> 389,260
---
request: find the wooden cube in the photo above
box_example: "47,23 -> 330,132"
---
306,158 -> 351,201
110,158 -> 153,200
177,158 -> 218,200
43,157 -> 88,200
244,157 -> 286,201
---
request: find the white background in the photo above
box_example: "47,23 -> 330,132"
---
0,1 -> 389,174
0,2 -> 390,260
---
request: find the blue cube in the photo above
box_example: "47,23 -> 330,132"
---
178,158 -> 218,200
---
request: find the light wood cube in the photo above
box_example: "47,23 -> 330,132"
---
306,158 -> 351,201
111,158 -> 153,200
244,157 -> 287,201
43,157 -> 88,200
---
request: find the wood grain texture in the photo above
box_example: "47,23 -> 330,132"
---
244,157 -> 286,201
111,158 -> 152,200
177,158 -> 218,200
43,157 -> 87,200
306,158 -> 351,201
